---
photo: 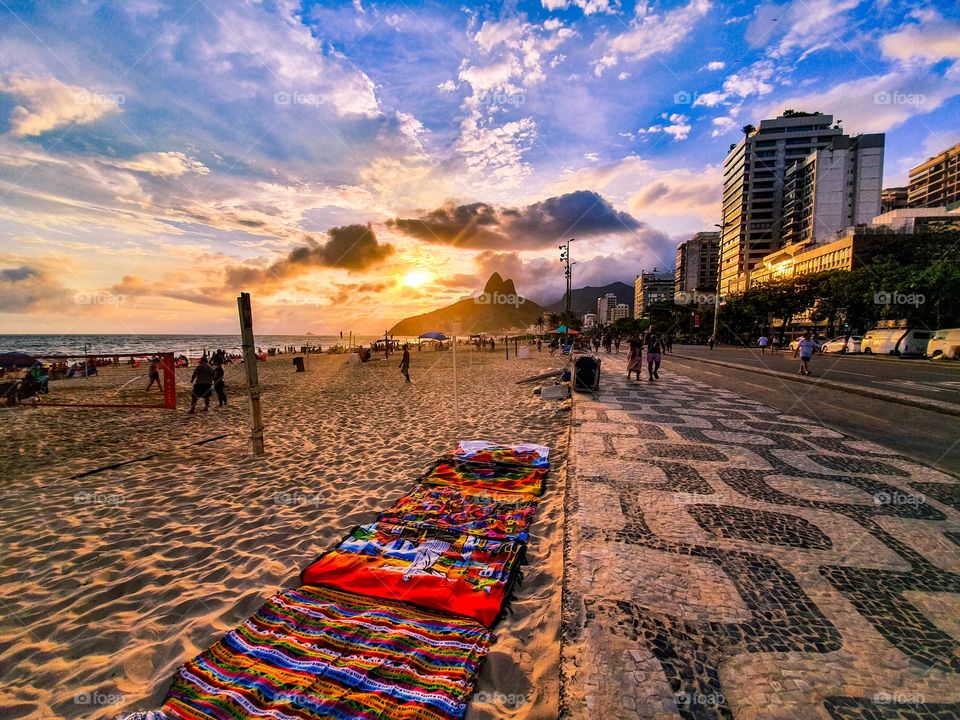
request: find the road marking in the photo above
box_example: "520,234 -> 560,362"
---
703,370 -> 722,377
873,379 -> 960,394
823,369 -> 873,377
743,381 -> 768,390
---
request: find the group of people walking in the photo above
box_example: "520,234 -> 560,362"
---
626,331 -> 668,382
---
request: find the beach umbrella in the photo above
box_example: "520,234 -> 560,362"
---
550,326 -> 580,335
418,332 -> 449,341
0,352 -> 39,367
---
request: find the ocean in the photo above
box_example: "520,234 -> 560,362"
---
0,334 -> 387,357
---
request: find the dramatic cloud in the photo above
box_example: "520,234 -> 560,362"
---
0,262 -> 71,311
388,190 -> 642,250
542,0 -> 619,15
0,73 -> 121,137
224,224 -> 394,289
105,152 -> 209,177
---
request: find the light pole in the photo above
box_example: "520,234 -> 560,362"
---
560,239 -> 576,324
712,223 -> 729,341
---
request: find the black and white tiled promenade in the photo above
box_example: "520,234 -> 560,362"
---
561,356 -> 960,720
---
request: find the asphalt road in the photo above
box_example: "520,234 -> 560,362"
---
650,349 -> 960,477
672,344 -> 960,404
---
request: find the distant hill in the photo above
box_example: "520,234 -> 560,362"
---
546,281 -> 635,317
389,273 -> 546,336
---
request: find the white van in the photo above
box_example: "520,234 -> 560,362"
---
927,328 -> 960,359
860,328 -> 933,356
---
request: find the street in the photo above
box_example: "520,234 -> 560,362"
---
672,344 -> 960,403
657,346 -> 960,477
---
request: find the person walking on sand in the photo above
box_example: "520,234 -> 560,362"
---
758,334 -> 769,355
614,336 -> 621,353
537,338 -> 542,352
399,343 -> 411,383
146,358 -> 162,392
627,336 -> 644,381
794,332 -> 815,376
213,359 -> 227,406
647,332 -> 663,381
188,356 -> 215,413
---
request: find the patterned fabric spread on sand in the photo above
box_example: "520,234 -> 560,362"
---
420,459 -> 548,497
454,441 -> 550,468
301,522 -> 524,627
378,484 -> 539,541
162,585 -> 492,720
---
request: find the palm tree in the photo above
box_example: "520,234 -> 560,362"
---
534,314 -> 544,337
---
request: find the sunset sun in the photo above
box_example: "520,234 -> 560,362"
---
401,269 -> 434,288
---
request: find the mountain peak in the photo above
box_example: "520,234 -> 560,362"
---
483,272 -> 518,297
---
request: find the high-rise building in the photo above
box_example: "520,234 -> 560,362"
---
908,142 -> 960,209
781,134 -> 884,247
596,292 -> 617,323
634,270 -> 674,317
720,112 -> 848,295
582,312 -> 598,329
881,187 -> 909,213
675,231 -> 720,295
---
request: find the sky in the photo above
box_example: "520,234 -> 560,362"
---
0,0 -> 958,335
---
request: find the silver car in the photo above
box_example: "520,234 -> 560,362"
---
821,336 -> 862,353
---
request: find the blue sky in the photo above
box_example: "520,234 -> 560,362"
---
0,0 -> 958,333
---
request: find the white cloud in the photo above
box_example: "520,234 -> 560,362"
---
760,67 -> 960,134
437,79 -> 458,92
747,0 -> 864,60
881,12 -> 960,64
596,0 -> 711,74
0,73 -> 121,137
705,61 -> 726,71
107,152 -> 209,177
722,61 -> 774,98
693,90 -> 728,108
710,116 -> 738,137
542,0 -> 619,15
618,71 -> 632,80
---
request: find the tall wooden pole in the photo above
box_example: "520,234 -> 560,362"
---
238,292 -> 265,456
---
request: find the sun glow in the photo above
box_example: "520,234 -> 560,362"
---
401,269 -> 434,288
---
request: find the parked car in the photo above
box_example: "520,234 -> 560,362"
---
821,336 -> 863,353
860,328 -> 932,356
788,335 -> 828,352
926,328 -> 960,359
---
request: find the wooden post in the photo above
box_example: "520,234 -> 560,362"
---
237,292 -> 265,456
384,331 -> 389,358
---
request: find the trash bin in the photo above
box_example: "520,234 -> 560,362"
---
573,355 -> 600,392
293,356 -> 305,372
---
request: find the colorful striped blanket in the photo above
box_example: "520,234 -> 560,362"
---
162,585 -> 492,720
454,441 -> 550,468
420,459 -> 548,496
377,484 -> 539,541
300,522 -> 525,628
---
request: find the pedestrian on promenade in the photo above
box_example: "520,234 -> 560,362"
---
399,343 -> 411,383
614,336 -> 621,353
665,334 -> 673,353
627,337 -> 643,381
793,332 -> 815,376
708,335 -> 716,350
758,334 -> 769,355
647,332 -> 663,381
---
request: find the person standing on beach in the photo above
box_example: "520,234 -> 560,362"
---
213,360 -> 227,406
399,344 -> 411,383
614,336 -> 621,353
146,359 -> 162,392
188,356 -> 215,413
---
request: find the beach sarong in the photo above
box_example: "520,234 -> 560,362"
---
162,585 -> 492,720
378,484 -> 539,541
421,459 -> 548,497
300,522 -> 525,627
454,440 -> 550,468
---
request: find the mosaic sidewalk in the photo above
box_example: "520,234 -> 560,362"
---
561,357 -> 960,720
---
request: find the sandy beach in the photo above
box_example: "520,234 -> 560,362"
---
0,347 -> 569,720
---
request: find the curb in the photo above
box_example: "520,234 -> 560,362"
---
671,353 -> 960,417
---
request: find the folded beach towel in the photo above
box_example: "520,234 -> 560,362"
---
420,458 -> 548,497
300,522 -> 525,628
161,585 -> 491,720
454,440 -> 550,468
378,484 -> 539,541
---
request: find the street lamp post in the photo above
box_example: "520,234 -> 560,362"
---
560,239 -> 576,324
712,223 -> 729,342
